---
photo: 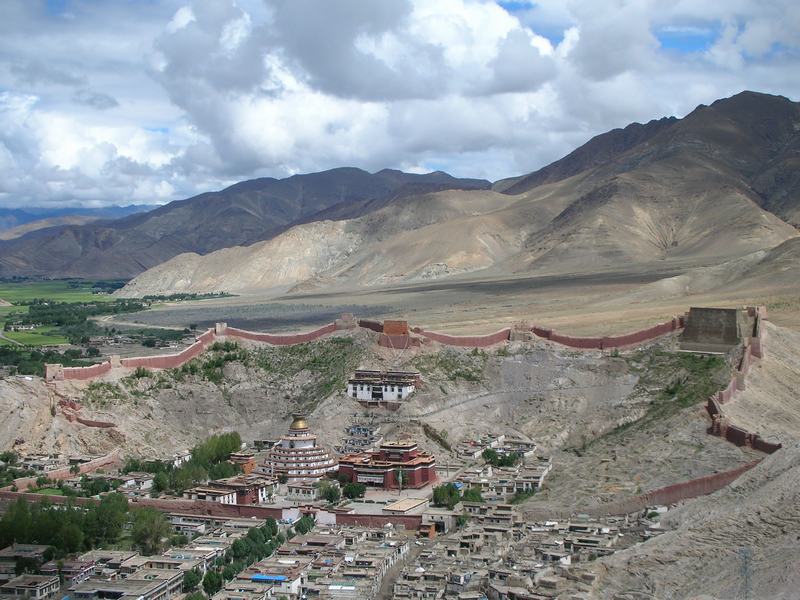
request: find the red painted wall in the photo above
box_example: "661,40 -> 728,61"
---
225,323 -> 336,345
418,328 -> 511,348
532,317 -> 682,350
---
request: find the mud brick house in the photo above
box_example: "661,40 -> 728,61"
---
338,440 -> 436,490
210,474 -> 278,505
0,575 -> 60,600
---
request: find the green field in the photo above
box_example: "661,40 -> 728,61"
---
31,488 -> 64,496
4,326 -> 69,346
0,281 -> 115,304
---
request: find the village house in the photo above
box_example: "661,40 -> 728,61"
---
0,575 -> 60,600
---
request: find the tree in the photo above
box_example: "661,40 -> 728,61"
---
318,482 -> 340,504
131,508 -> 170,555
222,564 -> 237,581
432,484 -> 460,509
69,464 -> 80,476
152,472 -> 169,495
294,515 -> 315,535
342,482 -> 366,499
203,570 -> 222,596
481,448 -> 498,464
461,487 -> 484,503
183,569 -> 201,592
185,593 -> 205,600
397,470 -> 408,491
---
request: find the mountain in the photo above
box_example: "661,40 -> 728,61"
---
119,91 -> 800,297
0,205 -> 154,233
0,169 -> 489,278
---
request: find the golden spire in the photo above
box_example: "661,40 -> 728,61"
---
289,414 -> 309,430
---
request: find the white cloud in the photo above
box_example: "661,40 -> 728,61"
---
0,0 -> 798,208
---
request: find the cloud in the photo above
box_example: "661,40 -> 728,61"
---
72,90 -> 120,110
10,59 -> 87,87
0,0 -> 798,208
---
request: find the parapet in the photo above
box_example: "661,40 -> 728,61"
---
335,313 -> 357,330
44,363 -> 64,382
510,321 -> 533,342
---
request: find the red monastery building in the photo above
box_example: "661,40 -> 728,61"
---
264,415 -> 338,482
338,440 -> 437,490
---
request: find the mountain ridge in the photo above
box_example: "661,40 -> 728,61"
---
118,90 -> 800,297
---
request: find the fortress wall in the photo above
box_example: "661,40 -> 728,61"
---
62,361 -> 112,380
703,307 -> 781,454
751,435 -> 782,454
590,459 -> 762,516
74,416 -> 116,429
377,334 -> 421,349
531,317 -> 682,350
358,319 -> 384,333
120,332 -> 213,370
417,328 -> 511,347
224,323 -> 336,345
717,376 -> 737,404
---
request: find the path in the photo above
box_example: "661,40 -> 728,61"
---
0,331 -> 22,346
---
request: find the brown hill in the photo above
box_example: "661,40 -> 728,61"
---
119,91 -> 800,296
0,168 -> 489,278
0,215 -> 100,240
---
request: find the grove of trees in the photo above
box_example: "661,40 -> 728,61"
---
0,494 -> 128,557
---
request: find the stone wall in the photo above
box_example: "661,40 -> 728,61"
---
704,306 -> 781,454
224,323 -> 336,346
531,316 -> 684,350
588,459 -> 762,516
414,327 -> 511,348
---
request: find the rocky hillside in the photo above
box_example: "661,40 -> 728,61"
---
0,169 -> 489,278
120,91 -> 800,297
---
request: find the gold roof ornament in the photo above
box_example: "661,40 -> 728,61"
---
289,414 -> 309,430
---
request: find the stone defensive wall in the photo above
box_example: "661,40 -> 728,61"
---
45,321 -> 343,382
222,322 -> 336,345
705,306 -> 781,454
2,449 -> 123,492
585,458 -> 763,517
531,316 -> 685,350
119,329 -> 215,370
412,327 -> 512,348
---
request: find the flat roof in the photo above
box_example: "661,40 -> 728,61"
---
383,497 -> 429,514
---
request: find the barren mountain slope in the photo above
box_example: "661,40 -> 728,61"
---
515,159 -> 798,275
594,320 -> 800,599
0,215 -> 100,240
605,237 -> 800,305
0,168 -> 489,278
119,91 -> 800,296
118,187 -> 572,295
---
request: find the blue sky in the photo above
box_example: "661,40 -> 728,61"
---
0,0 -> 798,208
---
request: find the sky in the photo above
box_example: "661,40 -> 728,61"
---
0,0 -> 798,208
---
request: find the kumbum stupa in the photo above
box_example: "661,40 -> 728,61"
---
264,414 -> 338,482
